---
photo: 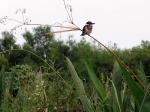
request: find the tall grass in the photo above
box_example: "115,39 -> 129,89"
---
66,57 -> 150,112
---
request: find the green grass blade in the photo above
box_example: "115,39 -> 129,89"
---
66,57 -> 94,112
112,61 -> 122,103
121,83 -> 132,112
84,61 -> 106,102
122,93 -> 131,112
137,62 -> 148,85
111,80 -> 121,112
139,83 -> 150,112
84,61 -> 112,112
118,62 -> 144,103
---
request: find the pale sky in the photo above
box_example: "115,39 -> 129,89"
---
0,0 -> 150,49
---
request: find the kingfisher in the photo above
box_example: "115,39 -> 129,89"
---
81,21 -> 95,36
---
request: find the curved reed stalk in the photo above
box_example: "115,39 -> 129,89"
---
0,49 -> 71,89
87,34 -> 146,90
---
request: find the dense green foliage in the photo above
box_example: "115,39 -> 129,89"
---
0,26 -> 150,111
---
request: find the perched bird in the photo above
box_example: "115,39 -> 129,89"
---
81,21 -> 95,36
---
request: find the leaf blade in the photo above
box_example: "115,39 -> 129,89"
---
66,57 -> 94,112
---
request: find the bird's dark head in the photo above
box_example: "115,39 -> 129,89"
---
86,21 -> 95,25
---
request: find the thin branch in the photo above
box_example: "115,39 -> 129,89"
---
7,18 -> 23,24
11,24 -> 24,31
46,28 -> 80,35
10,22 -> 79,32
62,0 -> 73,23
24,23 -> 77,29
69,4 -> 74,23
